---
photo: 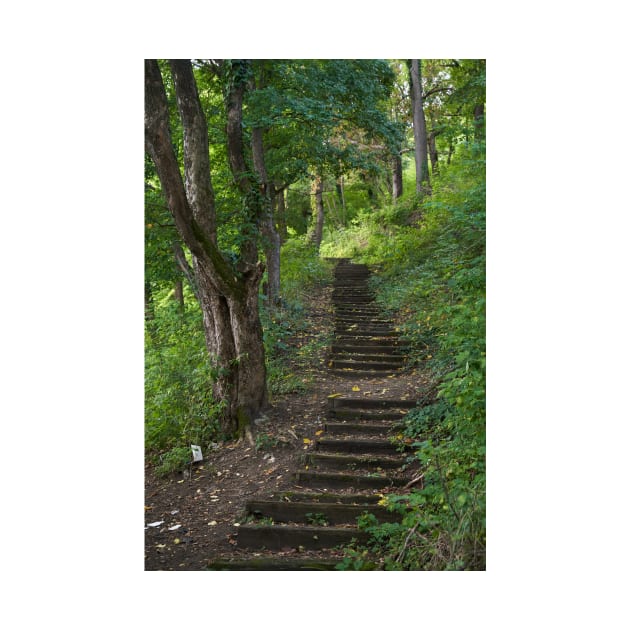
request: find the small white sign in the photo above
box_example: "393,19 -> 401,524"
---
191,445 -> 203,462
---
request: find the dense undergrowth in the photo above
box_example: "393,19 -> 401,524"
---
144,238 -> 332,476
323,141 -> 486,570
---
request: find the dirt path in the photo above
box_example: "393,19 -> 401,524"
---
144,261 -> 429,570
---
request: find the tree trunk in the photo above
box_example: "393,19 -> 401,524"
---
335,176 -> 347,219
145,59 -> 268,438
251,127 -> 281,309
410,59 -> 430,196
447,141 -> 454,166
309,173 -> 325,249
173,240 -> 198,299
392,153 -> 403,202
428,130 -> 439,177
193,259 -> 267,432
145,281 -> 154,321
473,103 -> 485,143
275,184 -> 288,243
173,279 -> 184,311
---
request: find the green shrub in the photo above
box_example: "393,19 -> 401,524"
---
155,446 -> 192,477
334,141 -> 486,570
145,290 -> 224,455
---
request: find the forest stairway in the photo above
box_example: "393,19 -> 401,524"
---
207,259 -> 418,570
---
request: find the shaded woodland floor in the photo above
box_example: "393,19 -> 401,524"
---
144,270 -> 429,571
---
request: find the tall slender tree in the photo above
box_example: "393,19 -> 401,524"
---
409,59 -> 430,196
309,173 -> 325,249
145,59 -> 268,438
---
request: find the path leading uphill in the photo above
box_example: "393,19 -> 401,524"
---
145,258 -> 429,570
205,259 -> 422,570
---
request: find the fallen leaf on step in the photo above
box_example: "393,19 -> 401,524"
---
352,385 -> 360,392
303,438 -> 311,444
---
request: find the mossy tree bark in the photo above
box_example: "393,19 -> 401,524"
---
145,59 -> 268,438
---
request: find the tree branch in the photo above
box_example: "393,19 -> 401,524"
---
173,240 -> 199,298
170,59 -> 217,244
144,59 -> 238,298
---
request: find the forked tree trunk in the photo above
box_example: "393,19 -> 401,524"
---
194,259 -> 267,429
145,59 -> 268,437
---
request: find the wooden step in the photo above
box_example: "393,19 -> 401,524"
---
328,397 -> 417,410
332,298 -> 375,305
307,452 -> 406,470
236,523 -> 369,550
208,557 -> 341,570
246,498 -> 398,524
331,344 -> 406,355
331,352 -> 402,362
335,326 -> 395,334
335,317 -> 392,324
334,310 -> 382,317
294,470 -> 410,490
329,369 -> 400,378
335,305 -> 380,311
316,437 -> 401,454
330,410 -> 406,422
331,354 -> 404,365
271,491 -> 383,505
324,421 -> 397,435
331,359 -> 403,371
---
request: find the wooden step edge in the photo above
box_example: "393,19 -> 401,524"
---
294,471 -> 410,488
323,422 -> 399,435
327,397 -> 417,409
270,491 -> 384,504
207,557 -> 342,570
330,355 -> 405,363
329,369 -> 402,378
308,452 -> 406,468
331,362 -> 404,371
246,499 -> 399,524
236,523 -> 370,550
330,410 -> 406,420
316,437 -> 399,448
